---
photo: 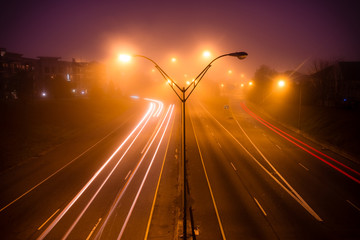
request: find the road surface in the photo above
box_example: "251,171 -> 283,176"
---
0,98 -> 175,240
1,95 -> 359,240
185,96 -> 360,239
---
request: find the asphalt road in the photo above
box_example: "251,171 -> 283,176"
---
1,95 -> 359,240
185,96 -> 360,239
0,98 -> 175,240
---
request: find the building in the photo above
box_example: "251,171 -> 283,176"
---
0,48 -> 106,101
311,61 -> 360,108
0,48 -> 36,100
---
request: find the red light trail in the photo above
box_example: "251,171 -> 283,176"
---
240,102 -> 360,184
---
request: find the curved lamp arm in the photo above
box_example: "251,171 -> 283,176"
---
184,51 -> 248,101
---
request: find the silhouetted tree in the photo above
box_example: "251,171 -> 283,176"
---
248,65 -> 277,103
309,59 -> 341,106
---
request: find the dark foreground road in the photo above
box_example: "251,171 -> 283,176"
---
186,97 -> 360,239
1,95 -> 359,240
0,98 -> 175,240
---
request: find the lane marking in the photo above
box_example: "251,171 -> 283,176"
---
217,142 -> 222,148
60,103 -> 159,240
240,102 -> 360,184
298,163 -> 309,171
0,120 -> 126,213
144,111 -> 175,240
346,200 -> 360,212
230,162 -> 237,171
276,145 -> 281,150
200,104 -> 323,222
141,114 -> 163,154
86,218 -> 102,240
254,198 -> 267,216
125,170 -> 132,180
117,105 -> 175,239
38,102 -> 157,240
38,209 -> 60,230
190,115 -> 227,240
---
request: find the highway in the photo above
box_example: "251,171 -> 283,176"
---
186,96 -> 360,239
0,98 -> 175,240
1,94 -> 359,240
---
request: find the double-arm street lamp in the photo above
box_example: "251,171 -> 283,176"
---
121,51 -> 248,239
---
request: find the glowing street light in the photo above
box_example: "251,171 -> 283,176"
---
171,57 -> 177,62
118,54 -> 132,62
278,79 -> 286,87
120,51 -> 248,239
203,50 -> 211,58
249,81 -> 253,86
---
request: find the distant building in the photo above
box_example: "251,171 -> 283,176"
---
0,48 -> 36,100
312,61 -> 360,108
0,48 -> 106,101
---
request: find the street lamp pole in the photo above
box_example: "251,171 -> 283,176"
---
131,51 -> 248,239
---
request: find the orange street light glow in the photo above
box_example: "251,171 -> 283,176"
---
203,51 -> 211,58
249,81 -> 253,86
171,57 -> 177,62
278,80 -> 286,87
118,54 -> 132,62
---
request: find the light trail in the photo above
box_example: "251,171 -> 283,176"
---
95,104 -> 174,240
61,102 -> 159,239
117,104 -> 174,239
144,111 -> 175,240
38,101 -> 157,240
199,103 -> 323,221
145,98 -> 164,117
240,102 -> 360,184
0,118 -> 129,213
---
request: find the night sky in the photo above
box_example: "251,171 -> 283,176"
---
1,0 -> 359,79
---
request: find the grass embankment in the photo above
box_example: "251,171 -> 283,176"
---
248,102 -> 360,161
0,98 -> 131,171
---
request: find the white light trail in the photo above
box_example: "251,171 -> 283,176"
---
144,98 -> 164,117
37,102 -> 156,240
61,102 -> 158,239
95,105 -> 174,240
117,104 -> 174,239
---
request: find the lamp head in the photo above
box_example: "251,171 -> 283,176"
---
227,52 -> 248,60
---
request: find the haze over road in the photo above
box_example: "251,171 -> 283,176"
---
0,95 -> 359,239
186,96 -> 360,239
0,98 -> 175,239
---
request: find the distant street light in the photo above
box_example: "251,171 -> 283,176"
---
202,50 -> 211,58
262,78 -> 287,103
278,79 -> 286,87
121,51 -> 248,239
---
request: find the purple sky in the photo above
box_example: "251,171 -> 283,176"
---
2,0 -> 359,79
